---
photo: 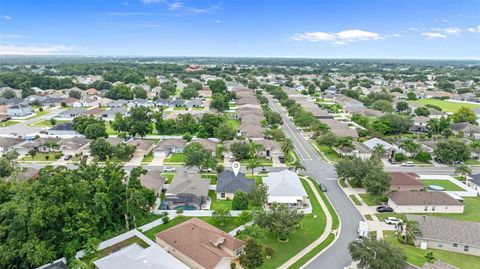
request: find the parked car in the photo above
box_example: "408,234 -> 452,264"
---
384,217 -> 401,225
260,167 -> 269,173
388,158 -> 396,164
201,167 -> 213,173
64,155 -> 72,161
163,166 -> 176,172
319,183 -> 327,192
279,156 -> 285,163
401,161 -> 414,167
229,156 -> 235,162
376,205 -> 394,213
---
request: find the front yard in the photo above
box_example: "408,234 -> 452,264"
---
423,196 -> 480,222
359,193 -> 388,206
21,152 -> 62,162
315,143 -> 341,162
163,153 -> 185,164
384,231 -> 480,268
420,179 -> 465,191
0,120 -> 19,127
239,157 -> 273,167
141,152 -> 153,164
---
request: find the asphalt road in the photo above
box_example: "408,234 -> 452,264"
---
267,95 -> 363,269
0,107 -> 64,136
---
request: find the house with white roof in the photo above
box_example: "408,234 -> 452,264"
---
263,170 -> 308,208
94,243 -> 189,269
363,137 -> 402,158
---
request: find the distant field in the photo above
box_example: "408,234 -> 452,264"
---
412,99 -> 480,112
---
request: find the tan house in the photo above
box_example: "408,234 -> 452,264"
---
127,139 -> 155,157
156,218 -> 245,269
139,170 -> 166,197
388,192 -> 464,214
407,215 -> 480,257
389,172 -> 424,192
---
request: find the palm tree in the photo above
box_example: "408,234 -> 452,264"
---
248,140 -> 263,158
247,159 -> 260,175
400,220 -> 420,245
372,144 -> 386,159
281,139 -> 294,155
292,160 -> 305,173
455,164 -> 472,179
400,139 -> 420,157
311,122 -> 330,137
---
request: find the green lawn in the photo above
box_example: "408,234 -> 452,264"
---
105,123 -> 117,135
236,178 -> 327,269
162,173 -> 175,184
141,152 -> 153,164
412,99 -> 480,113
142,216 -> 239,241
239,157 -> 273,167
465,159 -> 480,166
365,215 -> 373,221
208,190 -> 233,210
420,180 -> 465,191
164,153 -> 185,164
359,194 -> 388,206
316,144 -> 341,162
349,195 -> 362,206
202,174 -> 217,184
21,152 -> 62,162
0,120 -> 19,127
288,233 -> 335,269
227,119 -> 240,129
423,196 -> 480,222
384,231 -> 480,268
26,109 -> 50,119
173,106 -> 186,110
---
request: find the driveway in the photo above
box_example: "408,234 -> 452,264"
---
150,156 -> 164,166
125,155 -> 143,166
267,95 -> 363,269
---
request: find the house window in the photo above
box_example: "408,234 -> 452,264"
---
438,243 -> 443,248
453,244 -> 458,247
464,246 -> 469,252
424,206 -> 428,211
221,193 -> 225,198
432,206 -> 436,211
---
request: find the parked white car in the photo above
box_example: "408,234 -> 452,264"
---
401,161 -> 414,167
163,166 -> 176,172
384,217 -> 402,225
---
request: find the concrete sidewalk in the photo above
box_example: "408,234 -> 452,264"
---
278,177 -> 335,269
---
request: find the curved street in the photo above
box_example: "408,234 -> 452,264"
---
267,94 -> 363,269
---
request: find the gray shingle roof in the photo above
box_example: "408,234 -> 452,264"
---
216,170 -> 255,193
389,192 -> 463,206
407,214 -> 480,248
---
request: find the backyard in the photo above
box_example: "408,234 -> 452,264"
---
420,179 -> 465,191
208,190 -> 233,210
384,231 -> 480,268
411,99 -> 480,113
81,236 -> 150,264
423,196 -> 480,222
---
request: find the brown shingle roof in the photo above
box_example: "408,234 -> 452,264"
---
156,218 -> 244,269
390,172 -> 423,188
389,192 -> 463,206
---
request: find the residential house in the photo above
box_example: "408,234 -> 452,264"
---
107,99 -> 129,108
465,174 -> 480,195
0,137 -> 23,155
153,139 -> 187,157
16,138 -> 60,155
153,98 -> 169,108
216,171 -> 255,200
127,139 -> 155,157
101,107 -> 128,121
363,137 -> 400,158
192,138 -> 218,153
155,218 -> 244,269
57,107 -> 87,119
8,167 -> 40,182
451,122 -> 480,139
389,172 -> 424,192
237,123 -> 265,140
411,116 -> 429,133
406,215 -> 480,256
58,137 -> 90,156
255,139 -> 284,160
139,170 -> 166,197
186,99 -> 204,109
7,104 -> 33,117
428,108 -> 446,119
48,122 -> 78,136
169,99 -> 185,108
94,243 -> 189,269
82,107 -> 104,117
388,192 -> 464,213
263,170 -> 309,208
163,172 -> 209,210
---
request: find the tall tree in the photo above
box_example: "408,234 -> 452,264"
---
451,106 -> 477,125
239,239 -> 264,269
348,238 -> 406,269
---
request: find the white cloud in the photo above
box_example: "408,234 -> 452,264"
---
187,3 -> 221,13
0,44 -> 74,55
214,19 -> 221,24
0,34 -> 24,39
168,1 -> 182,10
0,15 -> 11,20
421,32 -> 447,39
140,0 -> 165,3
292,29 -> 382,44
443,27 -> 462,34
468,25 -> 480,33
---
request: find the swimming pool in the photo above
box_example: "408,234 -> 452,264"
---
173,205 -> 197,210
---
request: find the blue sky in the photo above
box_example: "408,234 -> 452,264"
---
1,0 -> 479,59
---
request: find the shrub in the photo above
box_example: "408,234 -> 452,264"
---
415,151 -> 432,162
265,246 -> 274,258
176,208 -> 184,214
230,262 -> 236,269
162,216 -> 169,224
394,153 -> 406,162
54,153 -> 63,159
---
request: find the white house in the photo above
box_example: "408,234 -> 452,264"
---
388,192 -> 464,214
466,174 -> 480,195
263,170 -> 308,208
7,104 -> 33,117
